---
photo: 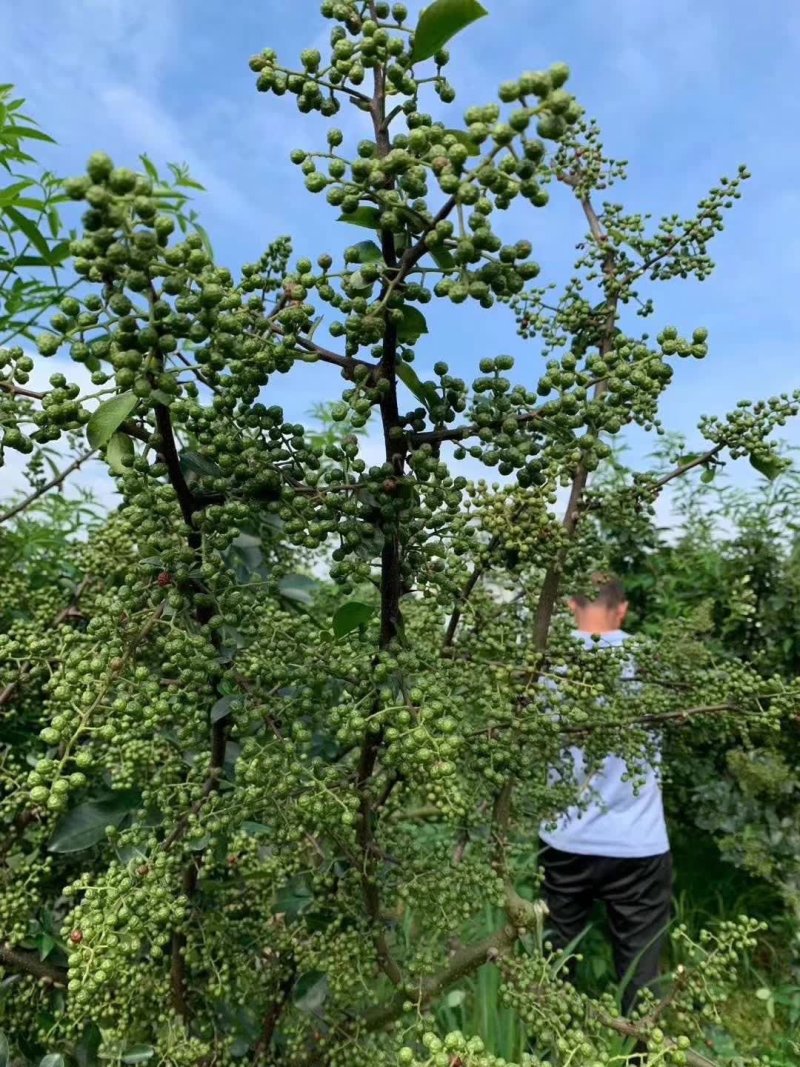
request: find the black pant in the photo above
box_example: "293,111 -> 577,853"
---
538,840 -> 673,1015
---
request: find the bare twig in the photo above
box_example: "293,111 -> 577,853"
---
0,449 -> 97,526
649,444 -> 725,492
0,381 -> 45,400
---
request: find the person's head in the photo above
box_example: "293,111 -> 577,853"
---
568,575 -> 628,634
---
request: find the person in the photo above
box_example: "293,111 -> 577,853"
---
538,576 -> 672,1018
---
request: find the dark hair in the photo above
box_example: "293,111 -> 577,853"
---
571,573 -> 627,610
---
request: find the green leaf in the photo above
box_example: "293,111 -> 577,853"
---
6,125 -> 55,144
310,731 -> 340,760
106,432 -> 134,475
332,601 -> 376,639
0,179 -> 33,205
337,206 -> 382,229
348,239 -> 382,263
7,196 -> 48,211
395,206 -> 426,235
410,0 -> 488,63
86,392 -> 138,449
5,206 -> 54,262
241,821 -> 271,837
397,361 -> 439,412
278,573 -> 320,606
430,245 -> 456,270
750,453 -> 785,482
48,789 -> 141,853
40,1055 -> 65,1067
442,128 -> 481,157
294,972 -> 329,1014
211,695 -> 238,724
397,305 -> 429,344
75,1023 -> 101,1067
38,932 -> 56,959
175,175 -> 205,191
225,531 -> 266,582
274,875 -> 314,921
140,154 -> 159,182
180,449 -> 223,484
47,207 -> 60,239
121,1048 -> 155,1065
347,270 -> 373,292
0,253 -> 53,268
0,1032 -> 8,1067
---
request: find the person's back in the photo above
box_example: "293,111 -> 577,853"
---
537,578 -> 672,1022
539,627 -> 669,859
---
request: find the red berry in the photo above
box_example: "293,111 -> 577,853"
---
157,572 -> 172,587
70,930 -> 83,944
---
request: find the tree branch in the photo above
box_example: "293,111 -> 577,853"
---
346,40 -> 407,992
532,190 -> 616,651
293,335 -> 375,378
485,181 -> 620,966
0,381 -> 45,400
0,944 -> 66,986
443,535 -> 502,649
468,702 -> 742,740
149,397 -> 231,1019
154,403 -> 196,530
0,449 -> 97,526
410,407 -> 541,447
648,444 -> 725,492
598,1013 -> 717,1067
360,926 -> 518,1032
254,966 -> 296,1063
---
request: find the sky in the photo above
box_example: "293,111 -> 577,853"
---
2,0 -> 800,516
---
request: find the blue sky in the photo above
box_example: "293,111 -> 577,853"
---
3,0 -> 800,508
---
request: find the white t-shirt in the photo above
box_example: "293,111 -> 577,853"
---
538,629 -> 670,859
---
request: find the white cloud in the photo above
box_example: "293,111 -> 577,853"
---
98,85 -> 256,226
0,1 -> 178,109
0,0 -> 277,236
580,0 -> 721,107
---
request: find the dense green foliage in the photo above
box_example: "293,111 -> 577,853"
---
595,455 -> 800,932
1,3 -> 799,1065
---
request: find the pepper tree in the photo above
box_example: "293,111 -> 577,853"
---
1,1 -> 799,1065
